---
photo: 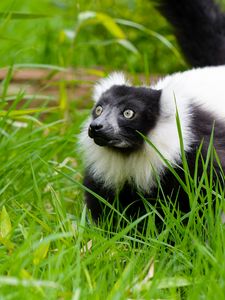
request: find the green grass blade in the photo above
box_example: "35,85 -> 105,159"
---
0,12 -> 50,19
115,18 -> 186,65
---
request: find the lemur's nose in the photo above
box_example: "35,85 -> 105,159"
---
88,122 -> 103,138
90,123 -> 103,131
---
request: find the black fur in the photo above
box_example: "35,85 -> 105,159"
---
156,0 -> 225,66
84,166 -> 191,224
191,104 -> 225,169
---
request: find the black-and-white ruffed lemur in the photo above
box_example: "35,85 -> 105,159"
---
79,0 -> 225,223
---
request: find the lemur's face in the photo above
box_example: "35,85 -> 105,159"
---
88,85 -> 161,152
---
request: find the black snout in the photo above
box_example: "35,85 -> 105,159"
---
88,121 -> 111,146
88,122 -> 103,138
90,123 -> 103,132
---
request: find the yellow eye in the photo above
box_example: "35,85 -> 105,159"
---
95,105 -> 103,116
123,109 -> 134,119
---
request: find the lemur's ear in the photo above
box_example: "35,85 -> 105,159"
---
93,72 -> 131,103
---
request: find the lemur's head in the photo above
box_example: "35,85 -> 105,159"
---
88,73 -> 161,152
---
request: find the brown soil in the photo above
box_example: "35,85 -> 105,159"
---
0,67 -> 160,110
0,67 -> 102,109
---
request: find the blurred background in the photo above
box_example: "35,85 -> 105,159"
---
0,0 -> 186,72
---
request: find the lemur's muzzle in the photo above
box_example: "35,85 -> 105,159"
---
88,122 -> 103,136
88,121 -> 112,146
88,120 -> 137,149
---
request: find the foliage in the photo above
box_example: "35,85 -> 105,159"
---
0,0 -> 186,73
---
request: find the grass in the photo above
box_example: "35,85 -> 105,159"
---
0,0 -> 225,299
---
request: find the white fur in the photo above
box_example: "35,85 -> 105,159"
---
154,66 -> 225,120
79,125 -> 167,191
93,72 -> 130,102
79,66 -> 225,192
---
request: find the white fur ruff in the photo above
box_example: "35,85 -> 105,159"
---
80,123 -> 171,192
93,72 -> 130,102
79,66 -> 225,192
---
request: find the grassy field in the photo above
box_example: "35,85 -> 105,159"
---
0,0 -> 225,299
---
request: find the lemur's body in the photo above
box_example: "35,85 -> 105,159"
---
79,0 -> 225,222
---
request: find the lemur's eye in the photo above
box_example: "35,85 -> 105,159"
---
123,109 -> 135,119
95,105 -> 103,116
